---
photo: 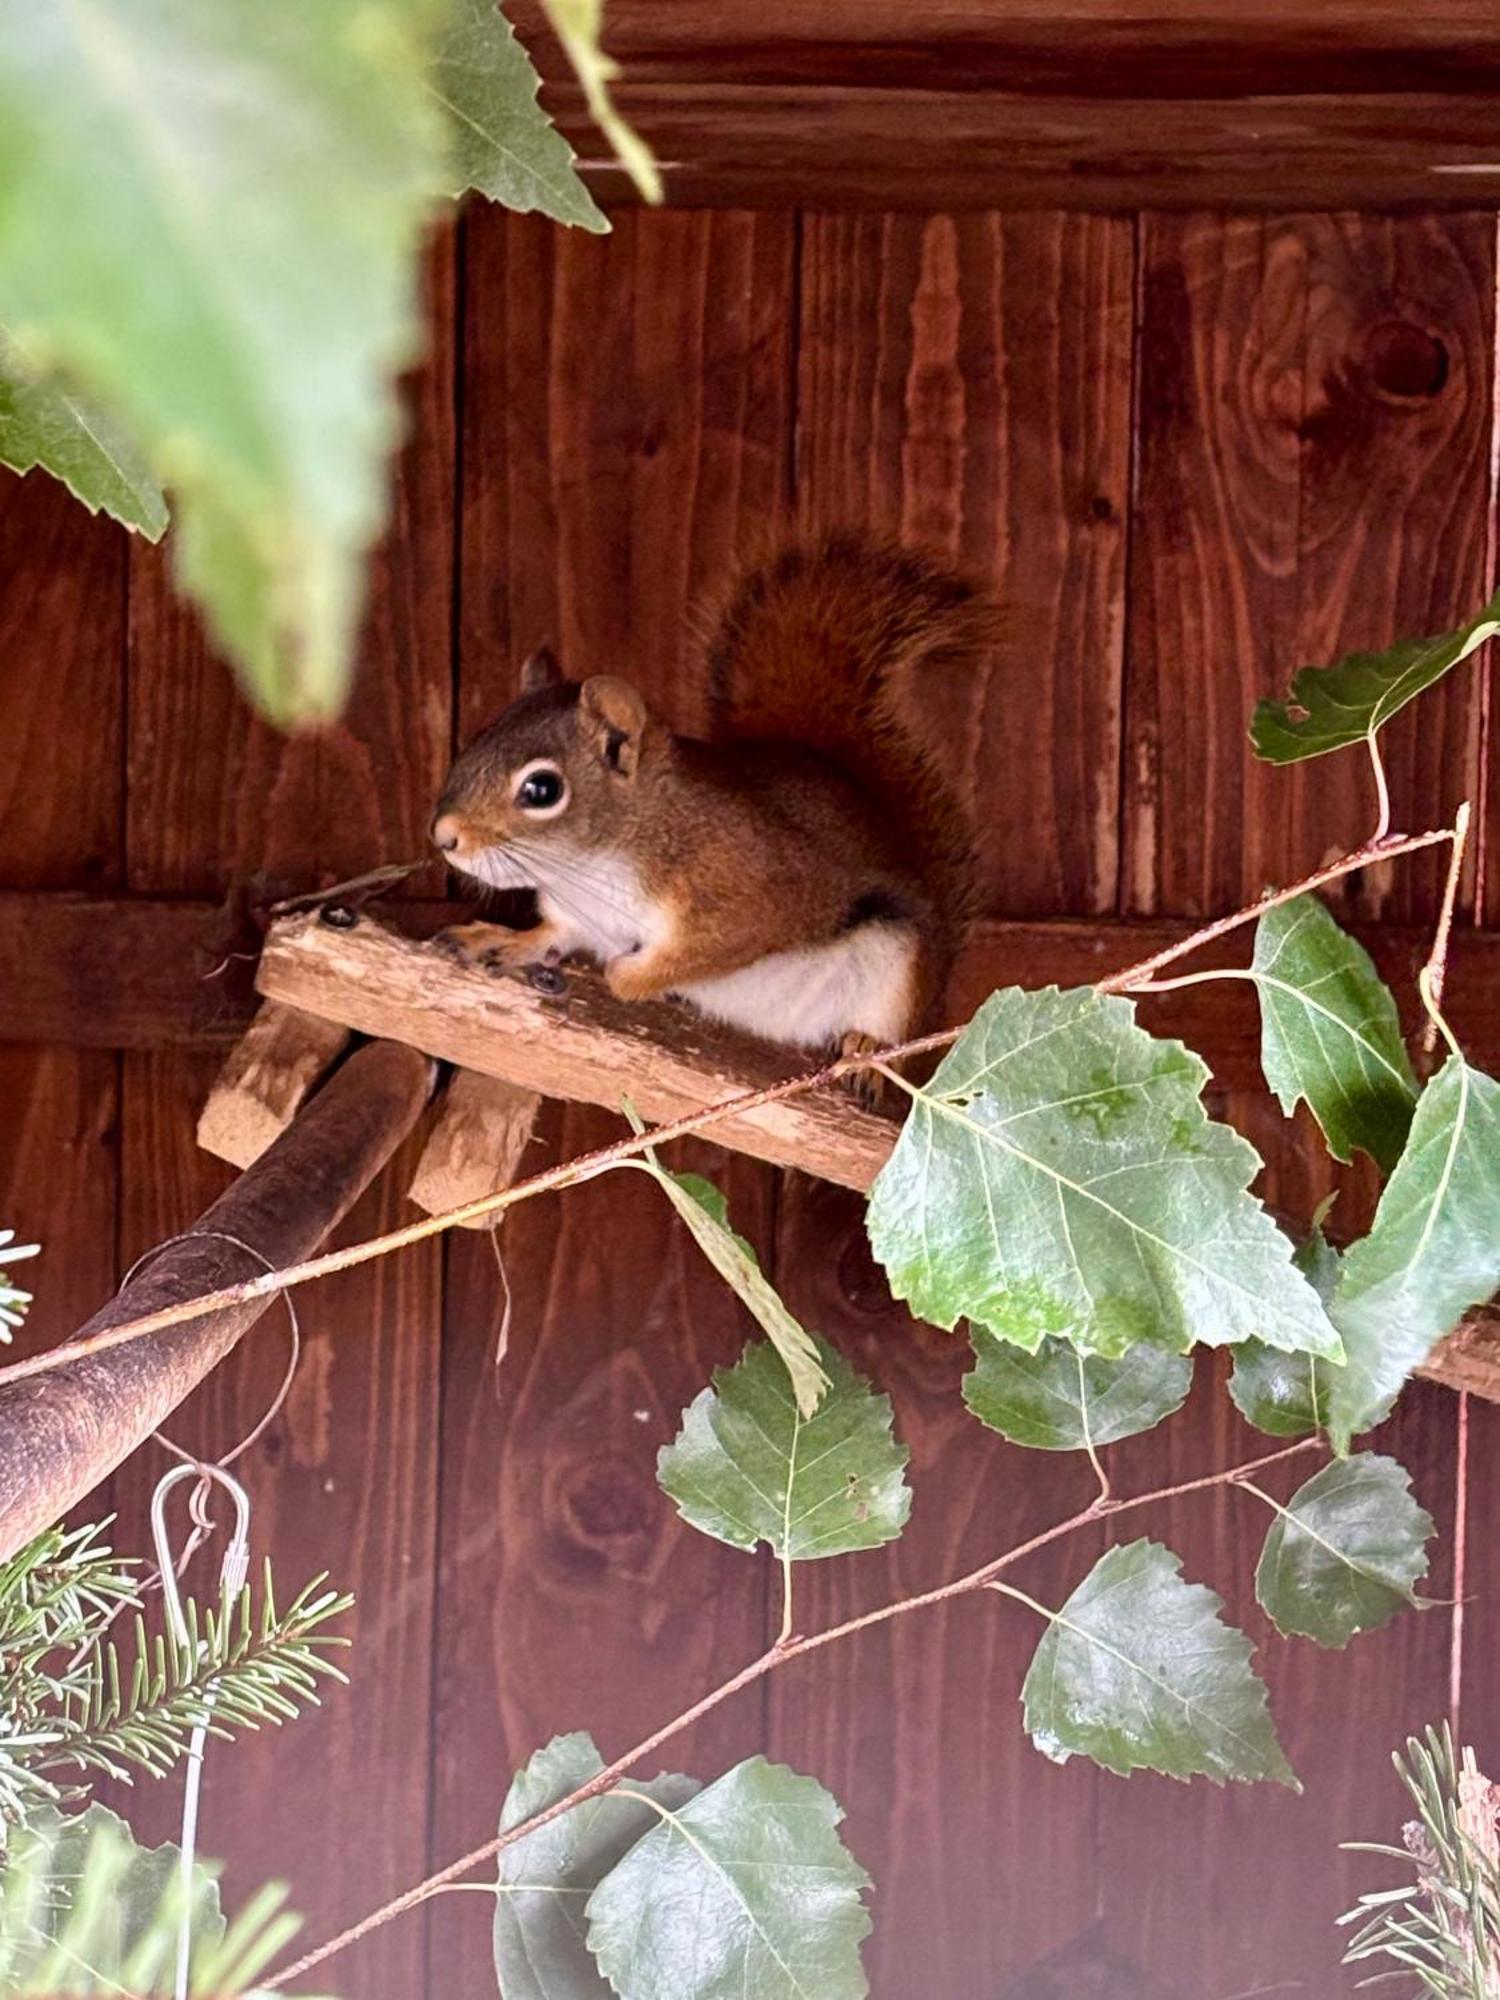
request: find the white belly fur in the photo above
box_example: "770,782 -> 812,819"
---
677,924 -> 918,1048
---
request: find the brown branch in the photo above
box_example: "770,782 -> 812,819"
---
266,1435 -> 1320,1990
0,822 -> 1457,1396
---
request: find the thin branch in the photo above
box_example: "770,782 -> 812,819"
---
1368,730 -> 1394,845
1421,800 -> 1472,1058
0,822 -> 1456,1394
265,1435 -> 1320,1990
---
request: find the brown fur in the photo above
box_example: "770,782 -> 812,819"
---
432,535 -> 992,1045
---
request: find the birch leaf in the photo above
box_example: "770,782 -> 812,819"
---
628,1159 -> 830,1415
1327,1058 -> 1500,1450
0,327 -> 166,538
430,0 -> 607,229
962,1332 -> 1191,1450
1018,1540 -> 1296,1788
658,1337 -> 910,1559
1254,1456 -> 1434,1649
866,987 -> 1341,1362
586,1758 -> 871,2000
1230,1214 -> 1341,1437
1252,587 -> 1500,762
1253,896 -> 1417,1170
493,1734 -> 697,2000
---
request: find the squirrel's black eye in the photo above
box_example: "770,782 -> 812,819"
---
515,764 -> 566,813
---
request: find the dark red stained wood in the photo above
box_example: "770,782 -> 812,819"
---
796,211 -> 1133,918
769,1177 -> 1105,1995
123,229 -> 456,900
774,211 -> 1136,1992
1124,212 -> 1494,926
107,1054 -> 443,1999
428,203 -> 797,1995
1105,210 -> 1496,1995
102,234 -> 459,1996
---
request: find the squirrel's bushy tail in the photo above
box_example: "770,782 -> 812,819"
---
703,532 -> 992,918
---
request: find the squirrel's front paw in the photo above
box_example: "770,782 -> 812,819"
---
837,1032 -> 898,1114
435,922 -> 532,971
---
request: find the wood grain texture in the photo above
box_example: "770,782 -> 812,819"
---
1105,209 -> 1496,1995
107,1054 -> 443,1998
1125,212 -> 1494,924
796,212 -> 1132,916
426,202 -> 798,1998
769,1176 -> 1104,1995
257,911 -> 899,1189
0,1041 -> 431,1558
104,231 -> 459,1998
11,892 -> 1500,1088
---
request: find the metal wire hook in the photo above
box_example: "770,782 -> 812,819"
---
150,1460 -> 253,2000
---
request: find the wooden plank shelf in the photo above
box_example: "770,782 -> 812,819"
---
509,2 -> 1500,210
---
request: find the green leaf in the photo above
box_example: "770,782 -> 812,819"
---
962,1331 -> 1191,1450
627,1157 -> 830,1416
0,1804 -> 313,1995
1254,1455 -> 1434,1649
586,1757 -> 871,2000
1230,1214 -> 1341,1437
0,326 -> 166,538
0,2 -> 443,723
866,986 -> 1341,1362
658,1337 -> 910,1558
538,0 -> 662,203
1253,896 -> 1418,1170
1017,1540 -> 1296,1788
429,0 -> 607,230
1327,1058 -> 1500,1450
1251,587 -> 1500,763
494,1733 -> 698,2000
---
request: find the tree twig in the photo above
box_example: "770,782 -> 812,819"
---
0,822 -> 1456,1394
264,1435 -> 1320,1990
1421,801 -> 1472,1059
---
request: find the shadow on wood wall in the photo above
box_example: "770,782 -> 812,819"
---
1,200 -> 1497,1998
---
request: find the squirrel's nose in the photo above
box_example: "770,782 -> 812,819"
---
431,811 -> 461,854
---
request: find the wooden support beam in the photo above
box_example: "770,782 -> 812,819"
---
6,891 -> 1500,1085
255,908 -> 1500,1404
0,1040 -> 434,1560
408,1071 -> 543,1228
258,911 -> 897,1189
197,1003 -> 351,1169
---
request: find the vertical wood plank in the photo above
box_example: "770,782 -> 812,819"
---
429,204 -> 797,1996
796,212 -> 1134,918
780,212 -> 1136,1993
0,464 -> 124,1478
1105,210 -> 1495,1997
109,233 -> 457,1995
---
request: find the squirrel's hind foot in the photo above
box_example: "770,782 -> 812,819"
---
836,1032 -> 900,1116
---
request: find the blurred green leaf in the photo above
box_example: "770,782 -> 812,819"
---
0,0 -> 443,723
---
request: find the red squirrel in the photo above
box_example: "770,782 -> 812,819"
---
431,534 -> 992,1067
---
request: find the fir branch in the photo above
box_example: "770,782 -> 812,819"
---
0,1228 -> 38,1340
1341,1724 -> 1500,1995
1,1526 -> 351,1838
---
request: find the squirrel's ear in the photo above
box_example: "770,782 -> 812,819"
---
519,645 -> 561,694
579,675 -> 647,776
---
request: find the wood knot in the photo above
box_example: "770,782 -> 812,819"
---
1357,320 -> 1450,403
562,1460 -> 656,1544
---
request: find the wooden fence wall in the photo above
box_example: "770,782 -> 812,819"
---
3,200 -> 1499,1998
